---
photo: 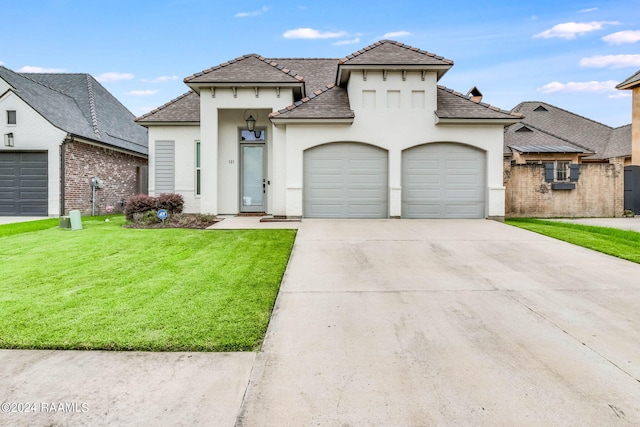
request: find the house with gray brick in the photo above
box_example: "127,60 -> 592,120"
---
137,40 -> 521,219
0,66 -> 148,216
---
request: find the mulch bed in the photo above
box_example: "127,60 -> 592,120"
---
124,213 -> 220,229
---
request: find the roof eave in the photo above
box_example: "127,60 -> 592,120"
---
270,117 -> 354,126
185,81 -> 305,97
135,121 -> 200,127
337,64 -> 452,86
616,81 -> 639,90
435,116 -> 522,126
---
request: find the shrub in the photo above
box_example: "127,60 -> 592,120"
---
124,194 -> 157,220
156,193 -> 184,215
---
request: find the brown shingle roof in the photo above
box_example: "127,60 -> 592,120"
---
436,86 -> 522,120
184,54 -> 304,84
269,84 -> 354,120
135,91 -> 200,123
339,40 -> 453,66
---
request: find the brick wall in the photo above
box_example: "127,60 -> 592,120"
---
63,140 -> 148,215
504,158 -> 625,218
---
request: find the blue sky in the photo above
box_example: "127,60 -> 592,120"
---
1,0 -> 638,127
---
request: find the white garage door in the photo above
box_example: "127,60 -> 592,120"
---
402,143 -> 485,218
0,152 -> 48,216
304,143 -> 388,218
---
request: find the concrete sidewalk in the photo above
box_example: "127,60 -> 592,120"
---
548,217 -> 640,232
207,215 -> 300,230
0,216 -> 49,225
237,219 -> 640,425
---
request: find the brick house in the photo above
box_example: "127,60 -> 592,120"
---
0,66 -> 148,216
503,101 -> 631,217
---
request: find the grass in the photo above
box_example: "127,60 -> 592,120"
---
506,218 -> 640,264
0,215 -> 296,352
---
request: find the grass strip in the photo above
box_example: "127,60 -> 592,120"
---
0,215 -> 296,352
506,218 -> 640,264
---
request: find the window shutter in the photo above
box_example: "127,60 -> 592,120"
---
544,163 -> 555,182
569,164 -> 580,182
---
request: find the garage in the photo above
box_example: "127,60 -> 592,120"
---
0,152 -> 48,216
402,143 -> 485,218
304,142 -> 388,218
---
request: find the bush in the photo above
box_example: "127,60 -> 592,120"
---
156,193 -> 184,215
124,194 -> 157,220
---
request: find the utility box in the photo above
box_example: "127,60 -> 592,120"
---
59,216 -> 71,229
69,210 -> 83,230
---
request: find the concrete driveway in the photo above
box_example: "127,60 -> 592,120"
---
2,219 -> 640,426
237,219 -> 640,426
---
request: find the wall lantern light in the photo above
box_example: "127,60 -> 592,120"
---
4,133 -> 14,147
243,110 -> 257,132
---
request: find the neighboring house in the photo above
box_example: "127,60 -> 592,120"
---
503,101 -> 631,217
617,69 -> 640,213
0,66 -> 148,216
136,40 -> 521,220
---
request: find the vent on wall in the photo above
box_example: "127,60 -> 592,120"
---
534,105 -> 549,112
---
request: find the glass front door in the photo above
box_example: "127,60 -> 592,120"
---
240,144 -> 265,212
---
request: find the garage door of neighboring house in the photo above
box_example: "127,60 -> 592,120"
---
0,152 -> 48,216
402,143 -> 485,218
304,142 -> 388,218
155,141 -> 175,194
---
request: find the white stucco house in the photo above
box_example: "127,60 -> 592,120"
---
136,40 -> 521,219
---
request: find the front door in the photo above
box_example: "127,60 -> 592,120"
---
240,130 -> 266,213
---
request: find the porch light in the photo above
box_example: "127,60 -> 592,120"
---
4,133 -> 14,147
245,115 -> 256,131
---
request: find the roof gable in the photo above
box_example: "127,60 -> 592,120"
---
340,40 -> 453,67
185,54 -> 305,86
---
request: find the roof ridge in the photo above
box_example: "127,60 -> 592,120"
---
136,90 -> 196,121
269,83 -> 338,118
339,40 -> 454,65
17,71 -> 77,100
516,101 -> 613,130
85,75 -> 101,139
437,85 -> 522,118
184,54 -> 305,83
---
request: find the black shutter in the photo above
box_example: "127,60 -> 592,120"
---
569,164 -> 580,182
544,163 -> 555,182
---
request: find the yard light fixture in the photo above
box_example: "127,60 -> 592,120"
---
4,132 -> 14,147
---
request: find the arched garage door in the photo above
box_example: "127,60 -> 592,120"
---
402,143 -> 485,218
304,142 -> 388,218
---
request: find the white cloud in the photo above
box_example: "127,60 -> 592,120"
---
235,6 -> 269,17
608,92 -> 631,99
381,31 -> 411,39
580,54 -> 640,69
332,37 -> 360,46
538,80 -> 619,93
580,8 -> 598,13
534,21 -> 619,39
18,65 -> 66,73
603,30 -> 640,45
96,72 -> 134,82
140,75 -> 178,83
125,90 -> 157,96
0,61 -> 4,66
283,28 -> 347,39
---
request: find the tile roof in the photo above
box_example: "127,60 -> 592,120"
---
136,91 -> 200,123
510,145 -> 587,153
505,101 -> 631,160
339,40 -> 453,66
504,123 -> 593,155
184,54 -> 305,84
269,84 -> 354,120
267,58 -> 338,93
436,86 -> 522,120
0,66 -> 147,155
616,69 -> 640,89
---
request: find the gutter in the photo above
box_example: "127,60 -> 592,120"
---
60,136 -> 72,216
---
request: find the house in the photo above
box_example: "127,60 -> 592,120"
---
0,66 -> 148,217
617,69 -> 640,213
503,101 -> 631,217
136,40 -> 521,220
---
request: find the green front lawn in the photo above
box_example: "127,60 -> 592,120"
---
0,216 -> 296,351
506,218 -> 640,264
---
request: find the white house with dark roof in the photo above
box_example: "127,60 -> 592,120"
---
137,40 -> 521,219
0,66 -> 148,216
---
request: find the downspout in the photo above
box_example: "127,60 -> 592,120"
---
60,135 -> 74,216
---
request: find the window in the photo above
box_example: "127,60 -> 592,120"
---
7,110 -> 16,125
544,161 -> 570,182
195,140 -> 201,196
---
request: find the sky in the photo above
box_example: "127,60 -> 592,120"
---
1,0 -> 639,127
